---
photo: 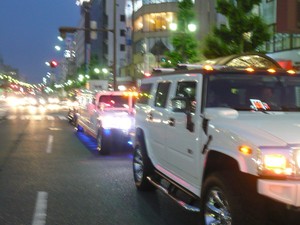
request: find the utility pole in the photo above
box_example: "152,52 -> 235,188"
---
113,0 -> 117,91
83,1 -> 91,76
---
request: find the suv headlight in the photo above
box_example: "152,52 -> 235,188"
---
101,113 -> 134,130
258,147 -> 300,179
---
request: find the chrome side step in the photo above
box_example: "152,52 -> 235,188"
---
147,176 -> 200,212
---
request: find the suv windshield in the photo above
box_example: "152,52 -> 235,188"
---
99,95 -> 131,109
205,73 -> 300,111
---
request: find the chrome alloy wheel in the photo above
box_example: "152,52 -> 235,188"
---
96,131 -> 102,151
204,188 -> 232,225
133,147 -> 144,182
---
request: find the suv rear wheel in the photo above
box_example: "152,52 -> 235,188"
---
133,144 -> 155,191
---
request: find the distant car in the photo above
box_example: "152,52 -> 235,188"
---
74,91 -> 136,155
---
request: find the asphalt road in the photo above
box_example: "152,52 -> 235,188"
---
0,107 -> 199,225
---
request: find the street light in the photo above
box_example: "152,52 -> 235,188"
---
57,36 -> 64,42
54,45 -> 61,51
94,68 -> 100,74
75,0 -> 91,6
187,23 -> 197,32
169,22 -> 197,32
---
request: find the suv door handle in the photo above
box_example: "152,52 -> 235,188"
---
168,117 -> 175,126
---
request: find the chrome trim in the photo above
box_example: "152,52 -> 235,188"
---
146,176 -> 200,212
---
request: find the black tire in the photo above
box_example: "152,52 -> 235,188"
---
201,172 -> 267,225
71,113 -> 77,126
132,143 -> 156,191
96,128 -> 112,155
74,115 -> 83,132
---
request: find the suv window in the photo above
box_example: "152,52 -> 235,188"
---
138,83 -> 153,104
175,81 -> 197,112
154,82 -> 171,108
206,74 -> 300,111
99,95 -> 129,108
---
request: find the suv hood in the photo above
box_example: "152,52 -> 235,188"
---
205,108 -> 300,146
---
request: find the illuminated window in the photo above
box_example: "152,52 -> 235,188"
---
133,12 -> 176,32
138,83 -> 153,104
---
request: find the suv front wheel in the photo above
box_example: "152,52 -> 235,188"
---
133,143 -> 155,191
97,128 -> 112,155
201,172 -> 266,225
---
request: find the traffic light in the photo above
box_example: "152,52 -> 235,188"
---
50,60 -> 58,68
59,26 -> 78,39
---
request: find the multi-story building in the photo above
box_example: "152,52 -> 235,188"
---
125,0 -> 300,80
125,0 -> 178,79
260,0 -> 300,70
60,34 -> 77,83
76,0 -> 299,86
125,0 -> 226,80
75,0 -> 127,89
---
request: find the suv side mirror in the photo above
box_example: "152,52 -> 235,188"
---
171,97 -> 194,132
171,97 -> 189,112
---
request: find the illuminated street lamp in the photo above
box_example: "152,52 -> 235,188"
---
75,0 -> 91,6
54,45 -> 61,51
187,23 -> 197,32
78,74 -> 85,82
169,22 -> 197,32
94,68 -> 100,74
102,68 -> 108,74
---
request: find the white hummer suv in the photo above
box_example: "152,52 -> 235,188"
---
75,91 -> 136,155
133,59 -> 300,224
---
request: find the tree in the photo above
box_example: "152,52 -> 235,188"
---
163,0 -> 199,67
202,0 -> 271,59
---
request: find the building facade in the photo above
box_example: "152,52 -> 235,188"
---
75,0 -> 127,84
124,0 -> 227,80
75,0 -> 300,86
125,0 -> 178,79
260,0 -> 300,70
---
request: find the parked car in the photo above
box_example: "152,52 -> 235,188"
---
133,58 -> 300,225
74,90 -> 136,155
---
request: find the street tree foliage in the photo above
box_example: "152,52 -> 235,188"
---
202,0 -> 271,59
163,0 -> 199,67
75,54 -> 107,80
65,54 -> 104,91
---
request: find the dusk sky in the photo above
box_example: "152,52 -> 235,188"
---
0,0 -> 80,83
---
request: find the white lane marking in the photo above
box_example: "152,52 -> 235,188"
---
46,116 -> 55,120
7,115 -> 67,120
7,115 -> 17,120
46,135 -> 53,154
21,115 -> 30,120
32,115 -> 42,120
32,191 -> 48,225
